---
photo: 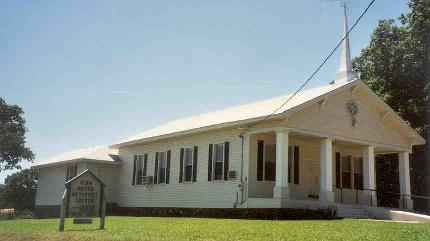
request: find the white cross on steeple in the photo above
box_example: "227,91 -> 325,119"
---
333,2 -> 358,84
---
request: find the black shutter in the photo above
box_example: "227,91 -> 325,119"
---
132,155 -> 137,186
224,141 -> 229,180
179,148 -> 184,183
166,150 -> 171,184
294,146 -> 300,184
193,146 -> 198,182
257,140 -> 264,181
208,144 -> 213,181
336,152 -> 341,188
143,154 -> 148,176
154,152 -> 159,184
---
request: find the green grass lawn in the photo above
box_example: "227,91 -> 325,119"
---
0,217 -> 429,241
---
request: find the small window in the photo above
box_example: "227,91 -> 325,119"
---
184,148 -> 193,182
264,144 -> 276,181
66,165 -> 77,181
158,151 -> 167,183
214,143 -> 224,181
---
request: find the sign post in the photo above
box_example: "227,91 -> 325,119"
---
59,169 -> 106,232
59,189 -> 67,232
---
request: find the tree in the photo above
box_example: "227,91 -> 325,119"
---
0,184 -> 8,209
353,0 -> 430,209
3,169 -> 38,210
0,97 -> 35,171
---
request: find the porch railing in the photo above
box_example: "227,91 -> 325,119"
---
333,185 -> 430,216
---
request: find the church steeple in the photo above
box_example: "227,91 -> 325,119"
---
333,3 -> 358,84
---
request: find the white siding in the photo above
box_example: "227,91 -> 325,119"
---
35,162 -> 119,205
86,163 -> 119,204
35,163 -> 86,205
117,128 -> 245,208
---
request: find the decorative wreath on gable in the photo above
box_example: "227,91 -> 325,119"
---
346,100 -> 358,126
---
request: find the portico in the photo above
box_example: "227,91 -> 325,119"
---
245,127 -> 415,211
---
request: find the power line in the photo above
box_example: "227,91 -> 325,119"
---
239,0 -> 377,137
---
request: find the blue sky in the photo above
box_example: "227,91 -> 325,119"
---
0,0 -> 409,183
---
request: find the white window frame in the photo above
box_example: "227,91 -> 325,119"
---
212,143 -> 225,181
157,151 -> 168,184
183,147 -> 194,183
65,165 -> 77,181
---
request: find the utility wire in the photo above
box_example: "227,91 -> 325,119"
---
239,0 -> 376,137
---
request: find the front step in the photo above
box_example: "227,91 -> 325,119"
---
334,204 -> 371,219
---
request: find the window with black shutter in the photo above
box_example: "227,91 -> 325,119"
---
287,145 -> 299,184
354,156 -> 363,190
264,144 -> 276,181
208,142 -> 228,181
184,148 -> 193,182
154,152 -> 158,184
293,146 -> 299,184
342,154 -> 352,189
224,142 -> 229,180
132,156 -> 137,186
336,152 -> 364,190
143,154 -> 148,181
208,144 -> 213,181
133,154 -> 148,185
335,152 -> 341,188
166,150 -> 171,184
257,141 -> 276,182
180,146 -> 198,183
257,140 -> 264,181
156,151 -> 169,184
179,148 -> 184,183
214,143 -> 224,181
136,155 -> 143,185
192,146 -> 198,182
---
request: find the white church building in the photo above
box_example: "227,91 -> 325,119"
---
33,9 -> 425,219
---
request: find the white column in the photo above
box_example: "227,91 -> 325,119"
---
399,152 -> 413,210
363,146 -> 377,206
319,138 -> 334,204
274,129 -> 289,199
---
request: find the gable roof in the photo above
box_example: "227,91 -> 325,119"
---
33,145 -> 120,168
113,79 -> 348,146
359,83 -> 425,145
113,79 -> 424,148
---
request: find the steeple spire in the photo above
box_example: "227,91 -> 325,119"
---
333,3 -> 357,84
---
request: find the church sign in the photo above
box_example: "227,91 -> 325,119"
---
59,169 -> 106,231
